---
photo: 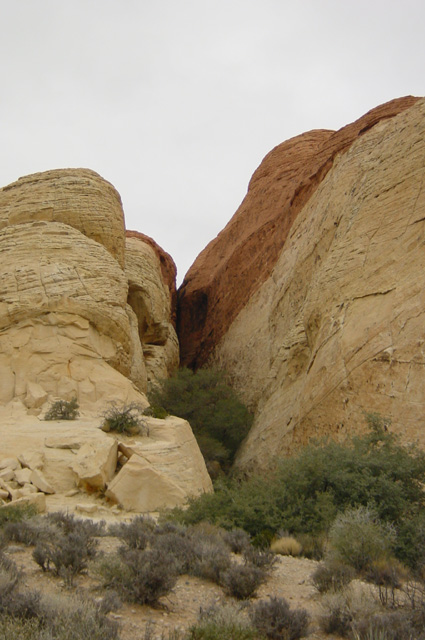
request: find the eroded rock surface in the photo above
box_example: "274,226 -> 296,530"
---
208,98 -> 425,470
178,96 -> 419,369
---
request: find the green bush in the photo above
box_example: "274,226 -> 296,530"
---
44,397 -> 79,421
147,367 -> 253,468
0,503 -> 38,528
101,402 -> 147,435
328,506 -> 396,573
166,415 -> 425,551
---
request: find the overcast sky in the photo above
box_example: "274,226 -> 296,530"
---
1,1 -> 423,284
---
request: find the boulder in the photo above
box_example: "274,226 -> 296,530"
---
106,454 -> 187,511
17,450 -> 45,470
5,492 -> 46,513
14,468 -> 33,486
70,438 -> 118,491
30,469 -> 55,494
0,458 -> 20,471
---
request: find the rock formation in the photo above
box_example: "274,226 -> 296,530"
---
0,168 -> 211,512
178,96 -> 419,370
0,168 -> 179,410
179,96 -> 425,470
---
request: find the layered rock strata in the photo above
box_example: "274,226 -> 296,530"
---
206,98 -> 425,469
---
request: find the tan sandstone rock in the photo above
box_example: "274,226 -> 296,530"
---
125,233 -> 179,384
30,469 -> 55,494
0,168 -> 126,268
209,98 -> 425,469
70,438 -> 118,491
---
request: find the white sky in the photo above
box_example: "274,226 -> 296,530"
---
1,1 -> 424,284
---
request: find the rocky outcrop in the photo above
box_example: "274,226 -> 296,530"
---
206,98 -> 425,470
0,168 -> 212,512
178,96 -> 420,370
125,232 -> 179,384
0,408 -> 212,512
0,169 -> 178,411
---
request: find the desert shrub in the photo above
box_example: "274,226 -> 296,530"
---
187,603 -> 261,640
46,511 -> 105,537
352,610 -> 416,640
153,531 -> 197,574
33,530 -> 98,585
250,596 -> 309,640
296,533 -> 326,560
220,562 -> 266,599
110,514 -> 156,549
44,397 -> 79,420
243,546 -> 277,571
222,528 -> 251,553
101,402 -> 147,435
0,503 -> 38,528
147,367 -> 253,468
97,547 -> 177,605
189,536 -> 231,584
312,561 -> 355,593
270,536 -> 302,556
3,516 -> 58,546
395,511 -> 425,572
319,587 -> 379,638
328,506 -> 396,573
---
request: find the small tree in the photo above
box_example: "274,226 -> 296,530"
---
147,367 -> 253,469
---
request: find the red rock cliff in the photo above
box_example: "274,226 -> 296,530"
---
178,96 -> 419,369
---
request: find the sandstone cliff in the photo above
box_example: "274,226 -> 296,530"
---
0,168 -> 211,512
179,97 -> 425,470
178,96 -> 419,370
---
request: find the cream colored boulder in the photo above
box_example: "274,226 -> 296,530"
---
6,492 -> 46,513
0,458 -> 20,471
30,470 -> 55,494
70,438 -> 118,491
18,450 -> 45,470
106,416 -> 212,511
106,454 -> 187,511
15,468 -> 33,486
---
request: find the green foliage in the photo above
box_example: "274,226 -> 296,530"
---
147,367 -> 253,467
0,503 -> 38,528
101,402 -> 147,435
167,415 -> 425,551
44,397 -> 79,421
328,506 -> 396,572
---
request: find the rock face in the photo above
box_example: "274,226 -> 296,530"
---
0,169 -> 178,411
0,168 -> 211,512
125,231 -> 179,385
178,96 -> 419,369
179,96 -> 425,470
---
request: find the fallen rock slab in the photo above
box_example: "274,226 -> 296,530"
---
30,469 -> 55,494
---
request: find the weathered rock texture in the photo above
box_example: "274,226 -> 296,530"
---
178,96 -> 419,369
0,168 -> 208,512
204,97 -> 425,470
0,169 -> 178,410
125,232 -> 179,384
0,408 -> 212,512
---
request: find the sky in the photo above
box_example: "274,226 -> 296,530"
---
1,1 -> 424,285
